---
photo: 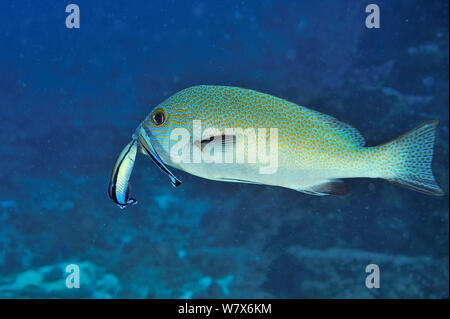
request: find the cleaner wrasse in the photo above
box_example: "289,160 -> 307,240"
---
108,135 -> 181,209
108,139 -> 139,209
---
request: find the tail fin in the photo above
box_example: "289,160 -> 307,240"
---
381,120 -> 443,196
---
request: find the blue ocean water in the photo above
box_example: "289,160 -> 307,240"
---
0,0 -> 448,298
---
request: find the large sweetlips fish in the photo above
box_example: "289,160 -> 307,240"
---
108,85 -> 443,208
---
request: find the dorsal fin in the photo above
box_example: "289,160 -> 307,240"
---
316,112 -> 365,146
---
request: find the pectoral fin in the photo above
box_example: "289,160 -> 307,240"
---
300,179 -> 350,196
195,135 -> 235,153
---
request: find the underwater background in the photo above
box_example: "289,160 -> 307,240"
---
0,0 -> 448,298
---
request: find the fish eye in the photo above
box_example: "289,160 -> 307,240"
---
151,108 -> 166,127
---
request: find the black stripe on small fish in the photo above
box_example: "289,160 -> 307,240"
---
108,140 -> 137,207
138,134 -> 181,187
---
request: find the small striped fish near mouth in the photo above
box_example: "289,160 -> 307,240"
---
108,134 -> 182,209
108,139 -> 139,209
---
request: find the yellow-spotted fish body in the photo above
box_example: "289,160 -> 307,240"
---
136,85 -> 443,196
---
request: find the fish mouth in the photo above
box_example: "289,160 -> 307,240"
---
136,129 -> 182,187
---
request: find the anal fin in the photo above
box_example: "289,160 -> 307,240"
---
300,179 -> 350,196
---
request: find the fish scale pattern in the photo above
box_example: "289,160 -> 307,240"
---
143,85 -> 375,171
140,85 -> 442,195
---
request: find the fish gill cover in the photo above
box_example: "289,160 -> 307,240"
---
0,0 -> 448,298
